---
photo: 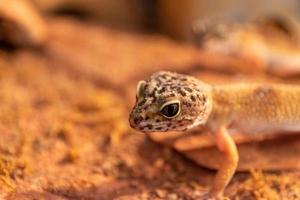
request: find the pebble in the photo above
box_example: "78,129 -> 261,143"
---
155,189 -> 167,198
167,193 -> 178,200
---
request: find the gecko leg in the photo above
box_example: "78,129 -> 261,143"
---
209,126 -> 239,199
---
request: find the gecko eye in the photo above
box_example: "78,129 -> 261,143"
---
160,100 -> 180,118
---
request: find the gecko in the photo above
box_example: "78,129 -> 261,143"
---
129,71 -> 300,199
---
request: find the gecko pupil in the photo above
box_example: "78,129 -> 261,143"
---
160,103 -> 179,118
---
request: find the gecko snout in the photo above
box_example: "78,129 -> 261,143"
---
129,111 -> 143,128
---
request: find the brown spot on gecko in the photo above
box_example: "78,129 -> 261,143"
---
179,122 -> 185,126
183,102 -> 192,107
184,87 -> 193,93
145,124 -> 153,129
180,77 -> 188,81
191,95 -> 196,102
138,99 -> 146,106
152,95 -> 157,103
133,116 -> 142,125
161,74 -> 167,79
252,86 -> 277,104
177,88 -> 186,96
158,87 -> 166,94
253,86 -> 276,97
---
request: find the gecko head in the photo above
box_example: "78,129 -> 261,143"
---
129,71 -> 212,133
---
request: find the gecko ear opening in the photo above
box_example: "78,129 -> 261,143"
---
136,80 -> 146,99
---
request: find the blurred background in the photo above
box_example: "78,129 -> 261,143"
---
1,0 -> 300,199
31,0 -> 300,39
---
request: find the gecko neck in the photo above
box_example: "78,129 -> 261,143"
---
206,85 -> 236,130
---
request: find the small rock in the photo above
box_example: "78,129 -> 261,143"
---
167,193 -> 178,200
155,189 -> 167,198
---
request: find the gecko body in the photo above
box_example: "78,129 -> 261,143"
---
209,84 -> 300,134
129,71 -> 300,199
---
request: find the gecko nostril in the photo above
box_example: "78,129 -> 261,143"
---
133,118 -> 138,124
130,117 -> 140,128
133,116 -> 143,125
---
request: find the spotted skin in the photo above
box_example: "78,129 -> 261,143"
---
130,71 -> 300,134
129,71 -> 300,199
208,83 -> 300,133
129,71 -> 212,133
